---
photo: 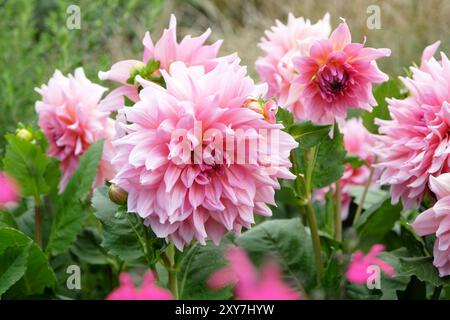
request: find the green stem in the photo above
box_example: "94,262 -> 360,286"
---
165,240 -> 179,299
334,181 -> 342,242
353,156 -> 378,225
34,196 -> 42,247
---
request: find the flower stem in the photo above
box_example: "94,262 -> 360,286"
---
334,181 -> 342,242
303,147 -> 324,284
353,156 -> 377,225
166,240 -> 179,299
34,196 -> 42,247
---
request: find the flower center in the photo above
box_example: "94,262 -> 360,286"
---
317,64 -> 350,102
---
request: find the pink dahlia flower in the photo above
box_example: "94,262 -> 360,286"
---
293,21 -> 390,124
255,13 -> 331,119
346,244 -> 395,285
374,42 -> 450,208
208,247 -> 301,300
0,172 -> 19,210
111,61 -> 297,250
107,271 -> 172,300
315,118 -> 376,219
411,174 -> 450,277
98,14 -> 228,112
35,68 -> 116,191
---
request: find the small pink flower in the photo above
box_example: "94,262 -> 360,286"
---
208,247 -> 301,300
99,14 -> 230,112
0,172 -> 19,210
315,118 -> 376,219
107,272 -> 172,300
35,68 -> 116,191
256,13 -> 331,119
293,21 -> 390,124
374,42 -> 450,209
411,174 -> 450,277
346,244 -> 395,284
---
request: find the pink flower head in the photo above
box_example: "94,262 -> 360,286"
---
208,247 -> 301,300
99,14 -> 229,112
293,21 -> 390,124
35,68 -> 116,191
374,42 -> 450,208
315,118 -> 376,219
411,173 -> 450,277
107,271 -> 172,300
256,13 -> 331,119
111,60 -> 298,250
0,172 -> 19,210
346,244 -> 395,284
243,97 -> 278,124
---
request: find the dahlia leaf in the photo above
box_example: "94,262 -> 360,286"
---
276,107 -> 294,127
0,244 -> 29,298
347,186 -> 388,210
399,256 -> 450,288
46,139 -> 104,256
0,227 -> 56,298
288,121 -> 331,149
235,218 -> 316,291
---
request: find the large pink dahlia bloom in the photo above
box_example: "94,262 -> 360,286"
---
111,61 -> 298,250
208,247 -> 301,300
411,174 -> 450,277
36,68 -> 116,191
107,271 -> 172,300
255,13 -> 331,119
293,22 -> 390,124
375,42 -> 450,208
98,14 -> 227,112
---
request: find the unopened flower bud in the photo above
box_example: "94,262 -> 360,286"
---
16,128 -> 33,141
108,184 -> 128,205
243,98 -> 278,124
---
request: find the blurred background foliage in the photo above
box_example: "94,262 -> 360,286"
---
1,0 -> 449,155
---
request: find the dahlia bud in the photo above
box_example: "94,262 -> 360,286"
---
108,184 -> 128,205
16,128 -> 33,142
243,98 -> 278,124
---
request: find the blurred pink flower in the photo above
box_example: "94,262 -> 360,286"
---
107,272 -> 172,300
99,14 -> 229,112
293,21 -> 390,124
35,68 -> 116,191
111,61 -> 297,250
315,118 -> 376,219
0,172 -> 19,209
208,247 -> 301,300
346,244 -> 395,284
374,42 -> 450,208
256,13 -> 331,119
411,173 -> 450,277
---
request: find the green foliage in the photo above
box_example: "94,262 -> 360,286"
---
46,140 -> 104,255
399,257 -> 450,287
0,227 -> 56,298
288,121 -> 332,149
236,218 -> 316,291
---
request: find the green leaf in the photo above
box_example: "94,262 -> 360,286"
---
288,121 -> 332,149
70,228 -> 109,265
344,154 -> 367,169
0,227 -> 55,298
0,211 -> 18,229
362,80 -> 405,134
304,125 -> 346,189
276,107 -> 293,127
399,256 -> 450,287
355,195 -> 402,250
46,140 -> 104,256
93,187 -> 162,264
347,186 -> 388,210
235,218 -> 316,291
3,133 -> 50,197
179,236 -> 234,300
0,244 -> 30,297
377,250 -> 411,299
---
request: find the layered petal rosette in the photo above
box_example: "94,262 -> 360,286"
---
375,42 -> 450,208
35,68 -> 116,191
256,13 -> 331,119
98,14 -> 229,112
293,21 -> 390,124
411,174 -> 450,277
111,61 -> 298,250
